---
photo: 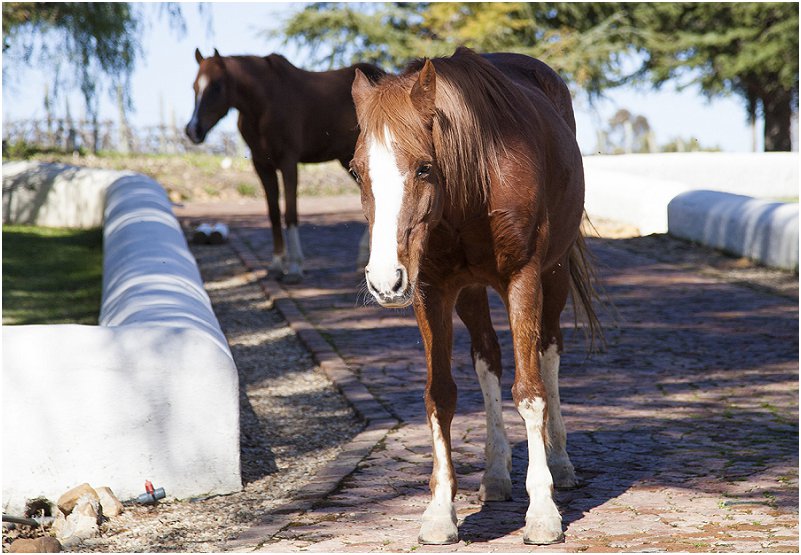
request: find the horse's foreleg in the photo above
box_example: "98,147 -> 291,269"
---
253,160 -> 284,276
455,286 -> 512,502
415,286 -> 459,545
507,265 -> 563,545
280,162 -> 304,284
541,262 -> 577,489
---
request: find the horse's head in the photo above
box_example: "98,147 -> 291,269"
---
186,48 -> 231,144
350,60 -> 443,308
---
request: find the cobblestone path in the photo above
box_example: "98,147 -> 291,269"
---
179,197 -> 798,553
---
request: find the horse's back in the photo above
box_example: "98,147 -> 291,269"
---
480,52 -> 576,135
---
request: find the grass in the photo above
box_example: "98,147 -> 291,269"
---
9,151 -> 358,201
2,225 -> 103,325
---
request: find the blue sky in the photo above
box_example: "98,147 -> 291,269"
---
2,2 -> 764,154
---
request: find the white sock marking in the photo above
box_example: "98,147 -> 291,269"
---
285,225 -> 304,263
424,410 -> 456,522
474,356 -> 511,479
517,398 -> 558,514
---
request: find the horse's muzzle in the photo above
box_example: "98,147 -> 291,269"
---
185,122 -> 206,144
366,266 -> 413,308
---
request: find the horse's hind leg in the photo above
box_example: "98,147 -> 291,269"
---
541,260 -> 577,489
455,286 -> 512,502
254,160 -> 285,276
507,263 -> 563,545
280,162 -> 304,284
415,285 -> 459,545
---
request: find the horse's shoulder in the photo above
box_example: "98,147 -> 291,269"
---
483,53 -> 575,134
262,53 -> 296,73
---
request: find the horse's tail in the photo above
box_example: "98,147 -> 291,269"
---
567,228 -> 605,353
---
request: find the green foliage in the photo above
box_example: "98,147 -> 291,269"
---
277,2 -> 798,149
2,139 -> 84,160
2,225 -> 103,325
277,2 -> 640,98
3,3 -> 141,107
630,3 -> 798,151
236,182 -> 259,197
3,3 -> 188,125
632,3 -> 798,95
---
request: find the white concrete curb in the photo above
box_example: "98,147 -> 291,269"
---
668,190 -> 799,271
2,163 -> 241,515
582,153 -> 799,270
583,152 -> 799,235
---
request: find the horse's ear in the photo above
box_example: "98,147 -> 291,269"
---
213,48 -> 221,58
410,59 -> 436,118
195,48 -> 204,64
351,68 -> 373,109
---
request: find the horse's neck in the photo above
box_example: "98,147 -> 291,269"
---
226,56 -> 297,117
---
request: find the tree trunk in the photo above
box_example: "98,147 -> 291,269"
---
763,88 -> 793,151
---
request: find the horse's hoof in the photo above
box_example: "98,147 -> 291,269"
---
281,271 -> 303,285
418,517 -> 459,545
523,531 -> 565,545
523,508 -> 564,545
479,476 -> 512,502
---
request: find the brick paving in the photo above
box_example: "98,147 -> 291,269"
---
177,197 -> 798,553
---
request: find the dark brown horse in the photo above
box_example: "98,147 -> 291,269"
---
186,49 -> 384,282
350,47 -> 600,545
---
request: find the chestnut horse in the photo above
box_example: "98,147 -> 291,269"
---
186,49 -> 384,282
350,47 -> 600,545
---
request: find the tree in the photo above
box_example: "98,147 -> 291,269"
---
630,3 -> 798,152
2,2 -> 188,151
602,109 -> 655,154
276,2 -> 640,100
276,2 -> 798,151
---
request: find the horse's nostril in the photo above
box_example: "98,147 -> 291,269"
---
391,268 -> 405,294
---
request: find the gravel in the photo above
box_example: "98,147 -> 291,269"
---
48,241 -> 363,553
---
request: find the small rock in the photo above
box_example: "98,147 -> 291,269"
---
57,484 -> 99,516
8,537 -> 62,553
96,486 -> 124,517
52,495 -> 101,546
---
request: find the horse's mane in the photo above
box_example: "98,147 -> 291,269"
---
358,48 -> 536,213
412,48 -> 536,212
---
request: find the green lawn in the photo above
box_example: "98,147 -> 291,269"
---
2,225 -> 103,325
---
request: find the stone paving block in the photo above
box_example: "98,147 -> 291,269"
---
186,198 -> 798,552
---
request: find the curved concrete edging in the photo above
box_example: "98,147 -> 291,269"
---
668,190 -> 799,272
223,230 -> 399,550
2,163 -> 241,514
582,153 -> 799,270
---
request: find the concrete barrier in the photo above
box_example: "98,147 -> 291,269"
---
668,191 -> 799,271
583,152 -> 798,199
583,152 -> 799,237
2,163 -> 241,515
2,161 -> 135,228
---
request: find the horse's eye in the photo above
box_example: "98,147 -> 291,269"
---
349,168 -> 362,183
416,163 -> 432,178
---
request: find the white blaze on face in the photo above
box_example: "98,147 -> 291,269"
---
189,74 -> 210,130
365,127 -> 406,293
